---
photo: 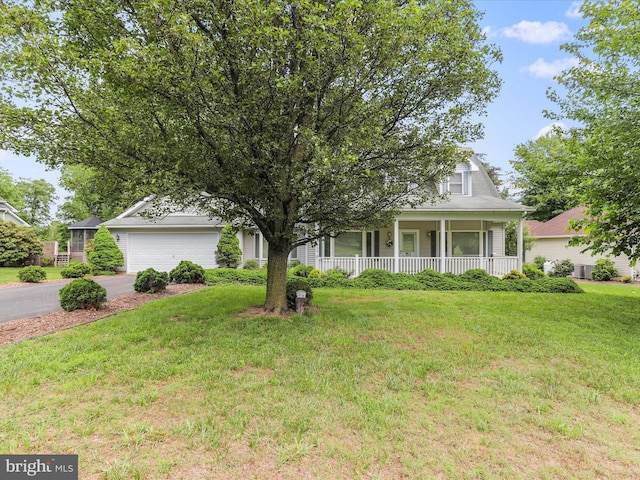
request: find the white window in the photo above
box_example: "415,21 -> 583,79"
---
254,234 -> 268,259
451,232 -> 480,256
443,171 -> 470,195
334,232 -> 364,257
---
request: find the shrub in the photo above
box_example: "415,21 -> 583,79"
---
41,256 -> 55,267
458,268 -> 495,284
535,277 -> 584,294
523,263 -> 545,280
592,258 -> 617,281
414,269 -> 459,291
242,259 -> 260,270
59,278 -> 107,312
550,259 -> 574,278
352,268 -> 395,288
288,263 -> 314,278
502,270 -> 527,280
170,260 -> 205,284
134,268 -> 169,293
0,220 -> 43,266
61,261 -> 92,278
215,224 -> 242,268
325,267 -> 351,278
534,256 -> 547,271
286,277 -> 313,311
88,226 -> 124,274
621,275 -> 632,284
18,265 -> 47,283
205,268 -> 267,285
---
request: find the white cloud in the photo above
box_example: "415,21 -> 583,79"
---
535,123 -> 567,139
566,2 -> 583,19
502,21 -> 572,44
521,57 -> 579,79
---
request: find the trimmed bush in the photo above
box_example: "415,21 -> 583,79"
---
523,263 -> 545,280
352,268 -> 395,288
414,269 -> 459,291
550,259 -> 574,278
592,258 -> 617,281
215,224 -> 242,268
134,268 -> 169,293
205,268 -> 267,285
88,225 -> 124,274
170,260 -> 205,284
243,259 -> 260,270
286,277 -> 313,311
502,270 -> 527,280
535,277 -> 584,293
534,256 -> 547,271
18,265 -> 47,283
621,276 -> 632,284
288,263 -> 314,278
41,256 -> 55,267
0,220 -> 43,266
61,261 -> 92,278
59,278 -> 107,312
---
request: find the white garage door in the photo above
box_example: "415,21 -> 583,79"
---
128,232 -> 220,273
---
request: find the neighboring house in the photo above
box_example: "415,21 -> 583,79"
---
0,199 -> 29,227
103,154 -> 533,276
68,216 -> 103,263
525,206 -> 636,278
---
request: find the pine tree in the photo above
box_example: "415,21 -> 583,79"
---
215,224 -> 242,269
88,225 -> 124,274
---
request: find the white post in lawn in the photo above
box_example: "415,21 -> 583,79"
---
393,219 -> 399,273
517,217 -> 524,272
440,219 -> 446,274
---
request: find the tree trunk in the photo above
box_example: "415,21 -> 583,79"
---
263,243 -> 290,314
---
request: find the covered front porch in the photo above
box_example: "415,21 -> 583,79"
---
315,215 -> 525,278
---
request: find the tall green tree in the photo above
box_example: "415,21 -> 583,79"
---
0,166 -> 21,207
0,0 -> 501,312
547,0 -> 640,261
15,178 -> 57,227
510,132 -> 580,222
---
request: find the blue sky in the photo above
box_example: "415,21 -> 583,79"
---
0,0 -> 587,208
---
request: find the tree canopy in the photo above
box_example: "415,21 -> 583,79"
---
0,0 -> 501,311
547,0 -> 640,262
510,132 -> 580,223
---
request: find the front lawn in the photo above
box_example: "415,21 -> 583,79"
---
0,266 -> 65,283
0,284 -> 638,479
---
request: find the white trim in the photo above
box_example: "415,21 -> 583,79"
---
399,229 -> 420,257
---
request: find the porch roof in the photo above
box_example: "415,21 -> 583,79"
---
405,195 -> 534,213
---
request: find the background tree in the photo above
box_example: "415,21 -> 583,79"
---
88,225 -> 124,274
547,0 -> 640,261
216,224 -> 242,269
15,178 -> 57,228
0,0 -> 501,312
57,164 -> 137,223
510,132 -> 580,222
0,166 -> 22,207
0,220 -> 43,266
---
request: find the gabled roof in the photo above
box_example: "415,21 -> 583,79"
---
68,215 -> 103,230
526,206 -> 587,237
0,199 -> 30,227
408,154 -> 533,214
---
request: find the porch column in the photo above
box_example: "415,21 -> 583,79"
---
440,219 -> 446,273
393,219 -> 399,273
517,217 -> 524,272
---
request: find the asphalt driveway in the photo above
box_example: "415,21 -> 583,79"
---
0,275 -> 136,324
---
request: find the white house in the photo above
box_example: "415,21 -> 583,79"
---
103,153 -> 533,276
0,199 -> 29,227
525,206 -> 636,279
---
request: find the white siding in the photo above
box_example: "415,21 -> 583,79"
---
127,231 -> 220,273
526,237 -> 635,277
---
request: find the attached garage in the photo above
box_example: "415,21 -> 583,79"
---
126,231 -> 220,273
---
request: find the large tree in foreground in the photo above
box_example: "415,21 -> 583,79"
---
547,0 -> 640,262
0,0 -> 501,312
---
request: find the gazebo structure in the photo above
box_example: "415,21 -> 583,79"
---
68,216 -> 103,264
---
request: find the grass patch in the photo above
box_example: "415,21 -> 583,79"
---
0,266 -> 65,283
0,283 -> 639,478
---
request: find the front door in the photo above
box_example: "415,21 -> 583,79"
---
400,231 -> 419,257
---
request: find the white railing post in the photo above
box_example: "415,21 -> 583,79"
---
393,219 -> 399,273
354,254 -> 360,277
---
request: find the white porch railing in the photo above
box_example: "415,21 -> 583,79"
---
317,256 -> 519,278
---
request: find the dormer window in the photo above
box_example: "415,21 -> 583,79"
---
441,166 -> 471,196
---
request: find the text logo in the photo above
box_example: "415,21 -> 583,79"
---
0,455 -> 78,479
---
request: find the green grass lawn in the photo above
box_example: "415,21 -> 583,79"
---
1,283 -> 639,479
0,266 -> 65,283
